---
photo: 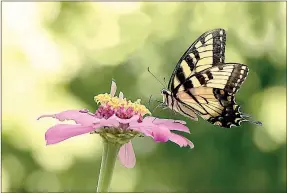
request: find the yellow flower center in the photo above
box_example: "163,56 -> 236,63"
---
94,93 -> 151,116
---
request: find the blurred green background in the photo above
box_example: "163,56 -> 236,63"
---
2,2 -> 286,192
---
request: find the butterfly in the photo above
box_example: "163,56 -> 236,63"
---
161,28 -> 262,128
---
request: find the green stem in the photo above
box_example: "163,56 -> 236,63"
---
96,140 -> 121,192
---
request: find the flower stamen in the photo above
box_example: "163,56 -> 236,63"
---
94,93 -> 151,120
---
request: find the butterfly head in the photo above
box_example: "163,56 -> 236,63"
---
161,89 -> 170,95
161,89 -> 172,105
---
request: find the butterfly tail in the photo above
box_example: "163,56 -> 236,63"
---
241,113 -> 263,126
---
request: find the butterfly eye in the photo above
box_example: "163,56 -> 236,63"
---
161,89 -> 167,95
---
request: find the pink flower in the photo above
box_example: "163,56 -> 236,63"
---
38,81 -> 194,168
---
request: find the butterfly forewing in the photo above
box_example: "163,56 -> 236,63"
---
169,28 -> 226,92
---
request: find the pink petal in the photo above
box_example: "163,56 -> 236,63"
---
110,80 -> 117,97
129,121 -> 171,142
168,133 -> 194,149
131,126 -> 153,137
151,125 -> 171,142
144,116 -> 186,125
143,116 -> 190,133
119,92 -> 124,99
101,116 -> 120,127
131,124 -> 170,142
159,122 -> 190,133
38,109 -> 99,126
114,114 -> 140,124
118,141 -> 136,168
45,124 -> 95,145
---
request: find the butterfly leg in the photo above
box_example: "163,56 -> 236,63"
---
152,102 -> 165,114
152,117 -> 158,123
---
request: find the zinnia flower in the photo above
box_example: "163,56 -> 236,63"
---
38,80 -> 194,168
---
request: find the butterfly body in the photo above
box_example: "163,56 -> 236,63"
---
162,88 -> 198,121
162,28 -> 262,128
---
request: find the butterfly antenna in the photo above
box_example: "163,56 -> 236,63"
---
163,77 -> 168,88
147,67 -> 166,88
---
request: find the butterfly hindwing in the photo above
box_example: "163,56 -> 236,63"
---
169,28 -> 226,92
173,101 -> 198,121
176,87 -> 252,127
207,88 -> 245,127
